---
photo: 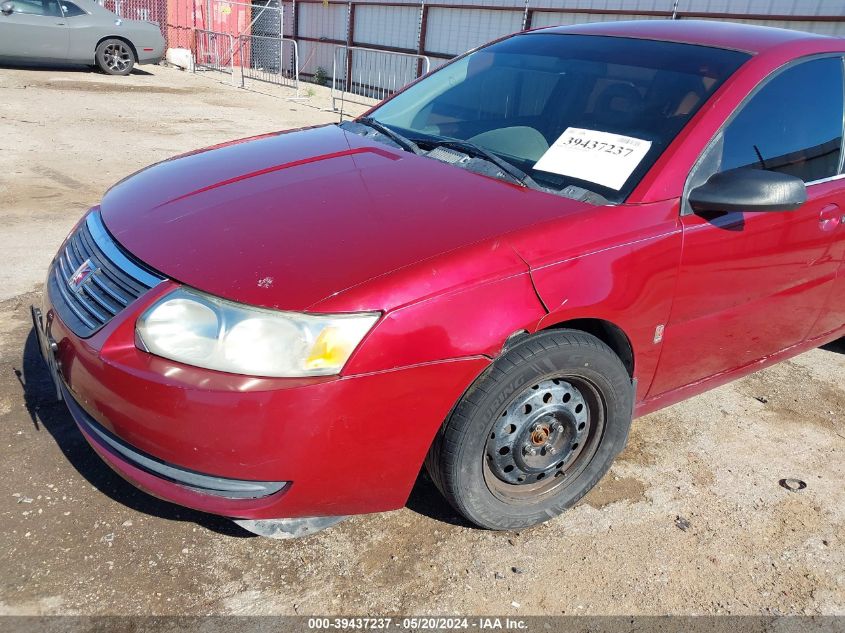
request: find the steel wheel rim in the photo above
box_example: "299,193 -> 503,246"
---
483,375 -> 605,502
104,43 -> 131,71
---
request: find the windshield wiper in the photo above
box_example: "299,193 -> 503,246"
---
430,138 -> 608,204
427,139 -> 539,189
354,117 -> 422,155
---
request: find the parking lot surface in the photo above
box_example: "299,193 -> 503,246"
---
0,64 -> 843,616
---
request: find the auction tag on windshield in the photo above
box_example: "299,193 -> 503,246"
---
534,128 -> 652,190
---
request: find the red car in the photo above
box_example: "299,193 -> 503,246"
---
33,20 -> 845,538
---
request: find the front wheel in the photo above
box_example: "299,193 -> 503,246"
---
95,39 -> 135,75
426,329 -> 633,530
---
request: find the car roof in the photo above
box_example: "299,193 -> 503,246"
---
531,19 -> 839,55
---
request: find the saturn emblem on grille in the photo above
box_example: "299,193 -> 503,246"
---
68,258 -> 96,292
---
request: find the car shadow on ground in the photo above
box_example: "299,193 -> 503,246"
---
405,472 -> 474,529
0,62 -> 153,75
18,327 -> 255,538
821,338 -> 845,354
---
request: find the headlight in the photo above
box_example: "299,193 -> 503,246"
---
136,288 -> 379,377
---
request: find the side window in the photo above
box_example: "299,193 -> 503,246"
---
13,0 -> 61,15
718,57 -> 845,183
61,1 -> 87,16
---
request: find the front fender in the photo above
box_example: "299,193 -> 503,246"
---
343,270 -> 548,374
312,238 -> 549,375
509,200 -> 683,402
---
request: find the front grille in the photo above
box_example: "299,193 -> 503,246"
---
48,210 -> 165,338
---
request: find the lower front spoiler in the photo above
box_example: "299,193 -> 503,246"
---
57,380 -> 310,532
64,384 -> 348,538
233,516 -> 348,539
64,384 -> 349,538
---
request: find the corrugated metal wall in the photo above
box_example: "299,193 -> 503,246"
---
354,4 -> 420,48
296,1 -> 347,78
290,0 -> 844,83
424,8 -> 524,55
678,0 -> 841,14
530,11 -> 662,28
174,0 -> 843,87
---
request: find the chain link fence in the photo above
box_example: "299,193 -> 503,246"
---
103,0 -> 168,40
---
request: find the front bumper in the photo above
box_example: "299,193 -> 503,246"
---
63,383 -> 287,499
36,278 -> 488,520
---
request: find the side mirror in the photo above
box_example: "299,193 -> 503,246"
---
1,1 -> 14,14
688,168 -> 807,214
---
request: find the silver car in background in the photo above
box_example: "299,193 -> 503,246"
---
0,0 -> 164,75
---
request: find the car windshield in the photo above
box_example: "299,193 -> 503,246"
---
367,33 -> 750,203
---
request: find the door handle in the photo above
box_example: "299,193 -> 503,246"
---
819,204 -> 841,232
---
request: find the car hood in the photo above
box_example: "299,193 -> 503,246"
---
101,125 -> 593,311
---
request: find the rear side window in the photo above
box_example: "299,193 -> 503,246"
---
719,56 -> 845,183
13,0 -> 62,15
61,1 -> 87,16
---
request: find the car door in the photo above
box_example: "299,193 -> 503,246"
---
808,56 -> 845,338
61,0 -> 104,64
813,202 -> 845,337
649,55 -> 845,397
0,0 -> 68,60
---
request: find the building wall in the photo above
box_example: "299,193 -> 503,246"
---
289,0 -> 843,80
166,0 -> 844,88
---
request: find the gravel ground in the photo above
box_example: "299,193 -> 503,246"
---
0,64 -> 843,616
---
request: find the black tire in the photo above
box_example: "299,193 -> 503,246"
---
426,329 -> 633,530
95,39 -> 135,76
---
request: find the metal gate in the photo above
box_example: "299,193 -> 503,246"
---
238,35 -> 299,91
332,45 -> 430,112
193,0 -> 300,94
195,28 -> 237,76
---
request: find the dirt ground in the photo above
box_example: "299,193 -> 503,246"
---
0,64 -> 844,617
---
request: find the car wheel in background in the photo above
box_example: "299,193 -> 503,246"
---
96,39 -> 135,76
426,330 -> 634,530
